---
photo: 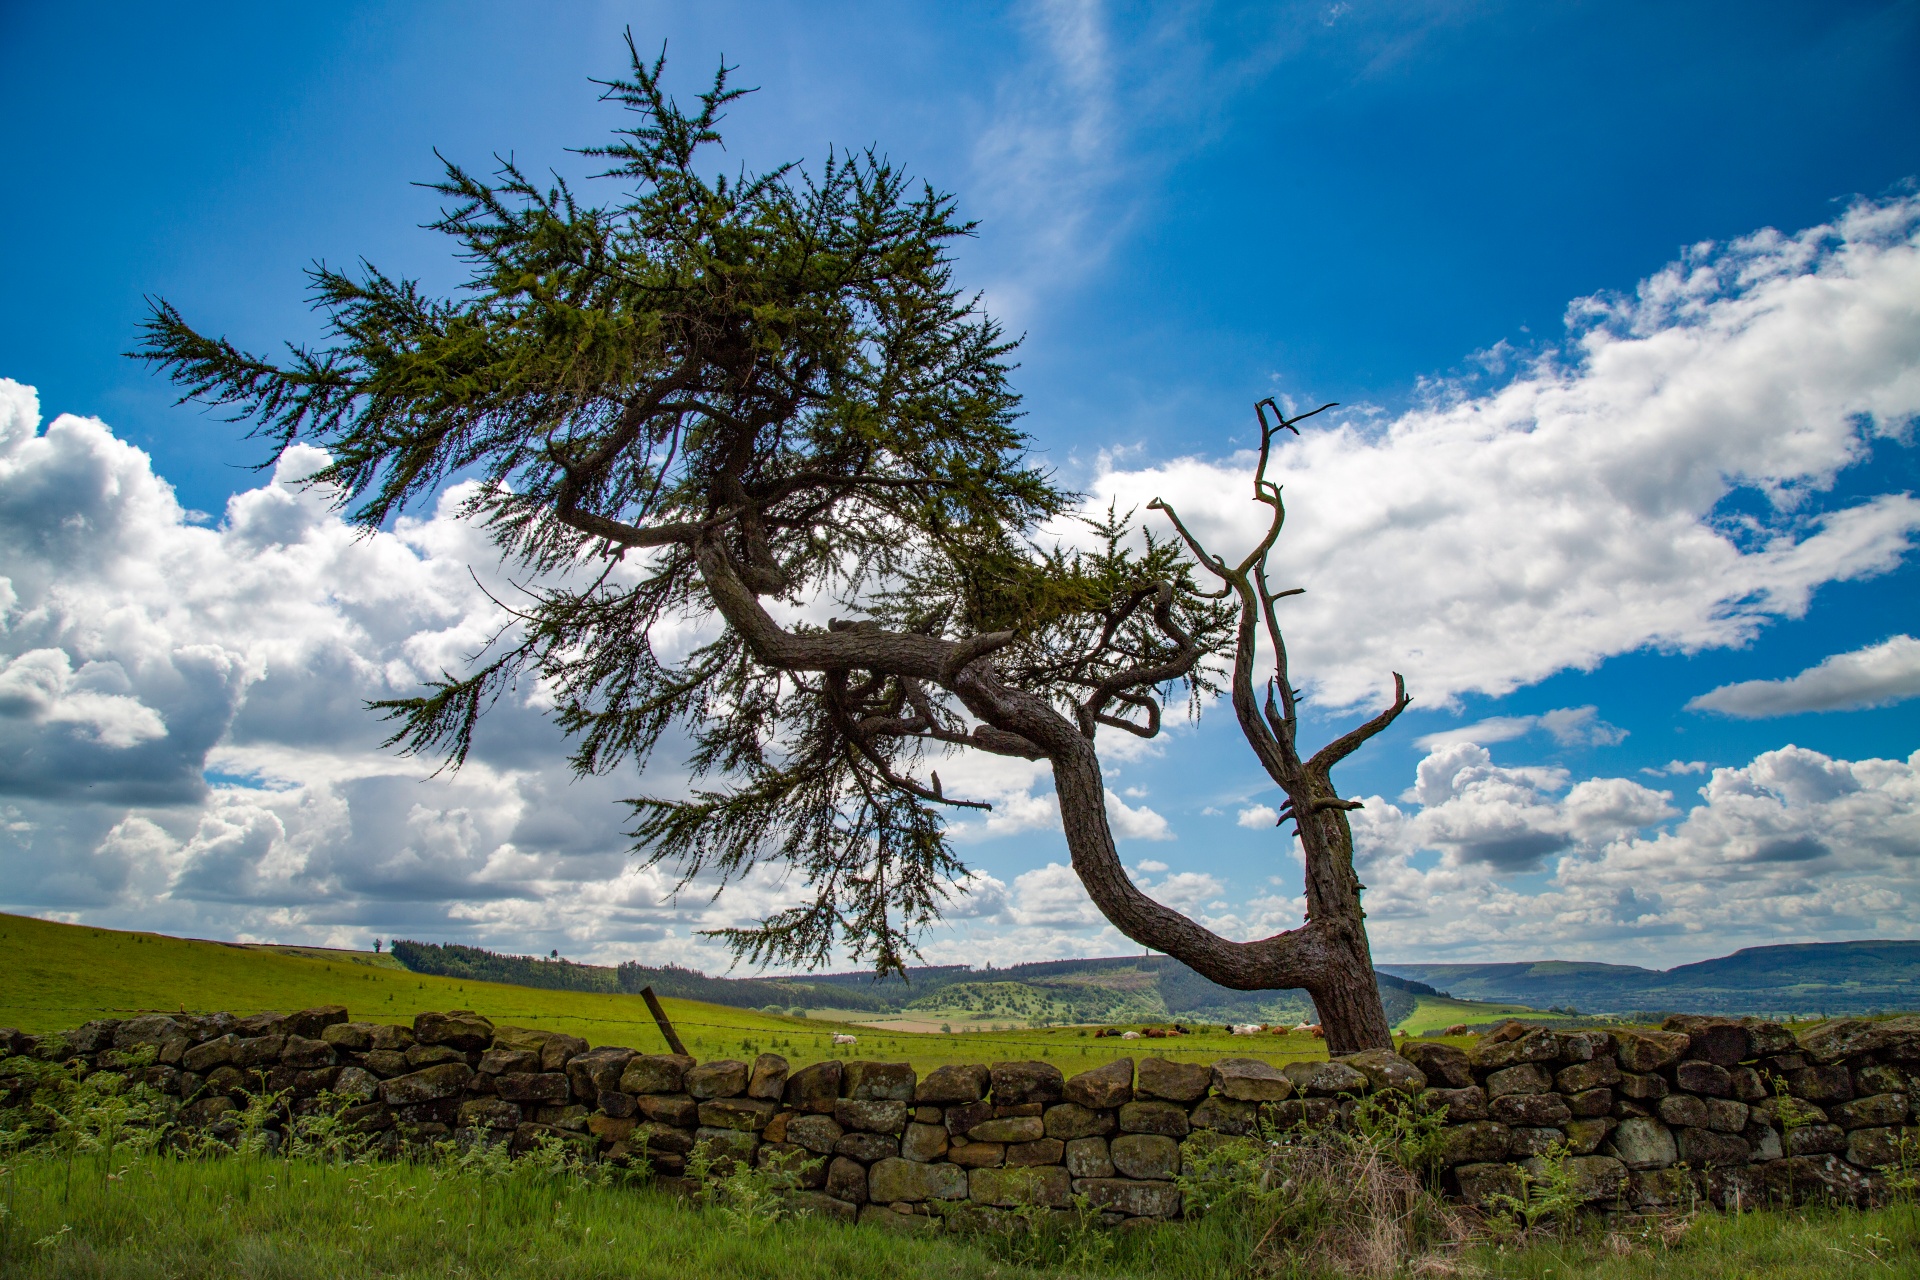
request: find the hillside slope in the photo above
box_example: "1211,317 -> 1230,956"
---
1383,939 -> 1920,1015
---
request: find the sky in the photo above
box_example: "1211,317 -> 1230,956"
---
2,0 -> 1918,975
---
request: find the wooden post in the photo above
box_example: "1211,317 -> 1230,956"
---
639,986 -> 689,1057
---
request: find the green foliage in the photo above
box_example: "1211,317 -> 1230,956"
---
1483,1140 -> 1588,1242
134,36 -> 1233,980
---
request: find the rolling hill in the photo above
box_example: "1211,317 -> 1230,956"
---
1381,939 -> 1920,1016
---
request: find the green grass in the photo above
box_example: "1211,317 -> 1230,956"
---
3,1151 -> 1916,1280
1396,992 -> 1543,1035
0,913 -> 1333,1075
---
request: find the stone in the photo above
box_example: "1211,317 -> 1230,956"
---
1705,1098 -> 1750,1133
1617,1071 -> 1668,1100
1400,1041 -> 1474,1088
1043,1103 -> 1114,1140
1110,1132 -> 1181,1180
1760,1153 -> 1876,1206
1439,1121 -> 1511,1165
943,1100 -> 992,1137
1065,1058 -> 1134,1109
1065,1135 -> 1114,1178
686,1059 -> 750,1100
1485,1064 -> 1553,1098
785,1190 -> 857,1223
835,1099 -> 908,1134
1675,1060 -> 1733,1097
620,1054 -> 693,1095
1605,1117 -> 1676,1169
912,1106 -> 941,1124
1509,1127 -> 1567,1158
1629,1166 -> 1700,1207
947,1141 -> 1004,1168
1211,1057 -> 1294,1101
278,1036 -> 334,1068
404,1045 -> 466,1069
1728,1066 -> 1768,1102
1136,1057 -> 1212,1103
1856,1064 -> 1910,1095
539,1033 -> 588,1072
1556,1059 -> 1621,1094
1453,1162 -> 1524,1206
488,1026 -> 551,1054
1797,1015 -> 1920,1065
367,1024 -> 415,1052
596,1090 -> 636,1119
234,1035 -> 286,1067
1675,1127 -> 1750,1167
1424,1086 -> 1488,1122
413,1011 -> 493,1051
182,1035 -> 239,1074
181,1012 -> 237,1042
1563,1117 -> 1617,1155
1657,1095 -> 1709,1128
232,1013 -> 285,1039
636,1093 -> 698,1126
333,1066 -> 379,1101
994,1102 -> 1044,1118
869,1156 -> 968,1202
1473,1031 -> 1562,1071
1831,1093 -> 1908,1130
1074,1177 -> 1183,1218
1118,1100 -> 1190,1137
284,1006 -> 349,1039
1340,1050 -> 1427,1095
694,1126 -> 760,1165
480,1048 -> 541,1075
1613,1030 -> 1691,1073
1006,1138 -> 1065,1167
787,1114 -> 844,1154
1567,1089 -> 1613,1118
1747,1124 -> 1784,1162
968,1114 -> 1043,1143
969,1165 -> 1072,1208
1663,1016 -> 1750,1068
113,1016 -> 190,1064
901,1121 -> 948,1162
1490,1092 -> 1572,1127
1520,1154 -> 1627,1202
916,1063 -> 989,1104
1283,1060 -> 1370,1097
633,1121 -> 696,1154
834,1131 -> 899,1163
1269,1098 -> 1337,1129
1189,1096 -> 1259,1136
1846,1126 -> 1905,1168
983,1060 -> 1061,1108
494,1072 -> 571,1104
1740,1019 -> 1797,1055
1790,1064 -> 1854,1102
743,1053 -> 788,1101
1788,1124 -> 1848,1157
379,1063 -> 473,1105
825,1156 -> 868,1204
587,1113 -> 636,1142
843,1061 -> 917,1102
784,1061 -> 843,1113
700,1098 -> 778,1131
564,1046 -> 635,1101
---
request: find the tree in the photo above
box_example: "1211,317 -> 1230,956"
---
135,39 -> 1408,1053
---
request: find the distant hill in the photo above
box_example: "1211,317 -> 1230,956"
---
389,941 -> 1435,1026
1381,940 -> 1920,1016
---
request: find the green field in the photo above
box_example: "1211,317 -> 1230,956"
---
0,913 -> 1346,1074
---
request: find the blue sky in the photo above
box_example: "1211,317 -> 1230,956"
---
2,1 -> 1917,972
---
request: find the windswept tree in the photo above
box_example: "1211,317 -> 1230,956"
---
137,40 -> 1409,1052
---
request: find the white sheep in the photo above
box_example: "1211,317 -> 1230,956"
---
1230,1023 -> 1262,1036
831,1033 -> 858,1045
1119,1030 -> 1142,1040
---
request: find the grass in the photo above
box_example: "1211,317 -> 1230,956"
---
0,913 -> 1335,1074
1396,994 -> 1544,1036
3,1150 -> 1916,1280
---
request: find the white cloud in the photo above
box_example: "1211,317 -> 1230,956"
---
1237,804 -> 1279,829
1133,859 -> 1169,873
1105,788 -> 1172,840
1415,705 -> 1626,752
1643,760 -> 1709,776
1072,196 -> 1920,709
1688,634 -> 1920,717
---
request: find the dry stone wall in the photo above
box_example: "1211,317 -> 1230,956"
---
5,1008 -> 1917,1227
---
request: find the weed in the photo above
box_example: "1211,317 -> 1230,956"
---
1483,1140 -> 1585,1242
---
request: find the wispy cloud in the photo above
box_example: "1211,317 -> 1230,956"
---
1688,635 -> 1920,718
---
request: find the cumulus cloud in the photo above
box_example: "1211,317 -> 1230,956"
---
1688,634 -> 1920,718
1074,196 -> 1920,709
1237,804 -> 1279,829
1415,705 -> 1627,752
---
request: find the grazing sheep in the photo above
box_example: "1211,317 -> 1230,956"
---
1230,1023 -> 1261,1036
1119,1030 -> 1142,1040
832,1033 -> 858,1045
